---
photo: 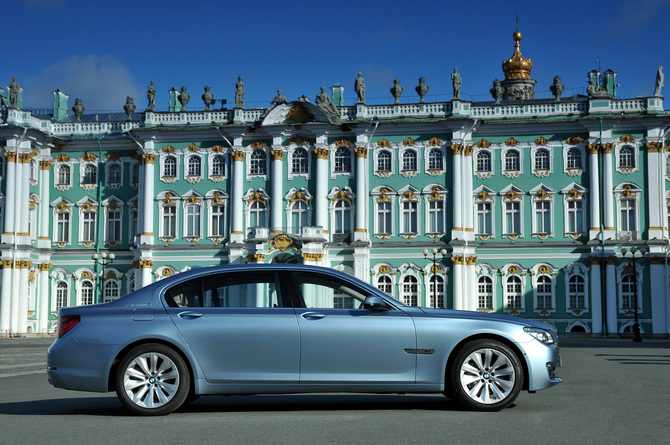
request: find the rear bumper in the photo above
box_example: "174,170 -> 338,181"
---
47,336 -> 116,393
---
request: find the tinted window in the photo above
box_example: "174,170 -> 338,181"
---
289,272 -> 368,309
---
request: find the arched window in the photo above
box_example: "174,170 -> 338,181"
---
187,156 -> 202,177
211,155 -> 226,176
477,276 -> 493,310
428,148 -> 443,171
618,146 -> 635,169
504,149 -> 520,172
249,200 -> 267,227
568,275 -> 585,309
333,199 -> 351,234
334,147 -> 351,173
82,164 -> 96,185
131,163 -> 140,186
56,281 -> 68,309
401,275 -> 418,306
566,148 -> 582,169
291,148 -> 308,174
428,275 -> 444,308
376,275 -> 393,296
505,275 -> 522,309
81,280 -> 94,305
402,149 -> 417,171
377,150 -> 391,173
250,149 -> 266,175
57,165 -> 71,186
104,280 -> 119,302
536,275 -> 553,309
476,151 -> 491,173
621,274 -> 635,310
164,155 -> 177,177
534,148 -> 550,171
108,164 -> 122,185
288,200 -> 308,234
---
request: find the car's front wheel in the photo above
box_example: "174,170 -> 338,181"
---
448,339 -> 523,411
115,343 -> 190,416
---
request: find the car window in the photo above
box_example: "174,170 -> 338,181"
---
164,271 -> 282,308
289,271 -> 368,309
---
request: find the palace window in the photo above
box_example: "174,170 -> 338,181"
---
248,200 -> 267,227
619,198 -> 637,232
428,275 -> 444,308
402,149 -> 417,172
130,206 -> 138,241
376,201 -> 392,236
535,275 -> 553,309
534,148 -> 550,171
210,203 -> 225,238
250,149 -> 266,175
377,150 -> 392,174
163,155 -> 177,178
288,200 -> 308,235
82,164 -> 97,185
185,201 -> 201,238
401,200 -> 418,235
427,199 -> 444,234
376,274 -> 393,296
56,281 -> 68,310
106,206 -> 122,244
55,209 -> 70,244
618,146 -> 635,169
534,200 -> 552,235
621,274 -> 635,310
476,202 -> 492,236
428,148 -> 443,171
476,151 -> 491,173
505,275 -> 523,309
568,275 -> 586,309
566,148 -> 582,170
333,199 -> 352,234
162,204 -> 177,238
80,280 -> 94,305
477,276 -> 494,311
504,149 -> 520,172
334,147 -> 351,173
504,201 -> 522,236
187,156 -> 202,177
211,155 -> 226,177
81,209 -> 96,243
131,163 -> 140,186
291,148 -> 308,174
104,280 -> 120,303
400,275 -> 418,306
107,163 -> 122,186
57,164 -> 71,186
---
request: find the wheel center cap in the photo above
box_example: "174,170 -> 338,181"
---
483,372 -> 490,380
149,377 -> 156,384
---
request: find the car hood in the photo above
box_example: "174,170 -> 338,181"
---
418,307 -> 552,330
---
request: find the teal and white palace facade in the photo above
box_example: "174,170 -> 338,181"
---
1,32 -> 669,337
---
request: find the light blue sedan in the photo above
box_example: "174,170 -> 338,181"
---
47,264 -> 561,415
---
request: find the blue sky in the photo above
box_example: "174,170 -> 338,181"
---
6,0 -> 670,113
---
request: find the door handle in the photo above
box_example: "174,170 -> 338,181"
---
178,311 -> 203,320
301,312 -> 326,320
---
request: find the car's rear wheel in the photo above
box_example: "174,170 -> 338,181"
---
115,343 -> 190,416
448,339 -> 523,411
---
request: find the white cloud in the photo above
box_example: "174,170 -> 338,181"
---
21,55 -> 142,112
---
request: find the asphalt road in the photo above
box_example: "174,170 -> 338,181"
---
1,338 -> 669,444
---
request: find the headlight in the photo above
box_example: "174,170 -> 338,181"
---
524,327 -> 555,345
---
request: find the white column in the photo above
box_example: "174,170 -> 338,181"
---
649,260 -> 667,335
451,145 -> 463,240
602,145 -> 615,237
314,147 -> 329,234
18,157 -> 31,244
38,263 -> 50,334
140,154 -> 156,245
354,147 -> 368,242
140,261 -> 153,288
0,261 -> 13,334
38,161 -> 52,248
465,256 -> 477,311
605,257 -> 618,336
463,147 -> 474,241
270,148 -> 283,233
16,262 -> 29,333
10,265 -> 20,333
589,257 -> 603,335
588,145 -> 601,240
451,255 -> 463,310
230,150 -> 245,243
2,152 -> 16,244
646,143 -> 665,239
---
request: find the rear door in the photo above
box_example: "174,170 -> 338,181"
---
285,270 -> 417,384
164,270 -> 300,384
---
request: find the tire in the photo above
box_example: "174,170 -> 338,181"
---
115,343 -> 191,416
448,339 -> 523,411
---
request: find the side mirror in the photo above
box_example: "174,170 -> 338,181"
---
363,295 -> 392,312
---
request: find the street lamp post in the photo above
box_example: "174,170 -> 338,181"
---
423,248 -> 447,308
620,246 -> 647,342
92,252 -> 115,304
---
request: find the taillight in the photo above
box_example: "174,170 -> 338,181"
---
58,314 -> 81,338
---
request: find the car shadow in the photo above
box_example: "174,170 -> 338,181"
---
0,394 -> 503,416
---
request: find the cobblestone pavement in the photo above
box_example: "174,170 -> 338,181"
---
0,337 -> 55,376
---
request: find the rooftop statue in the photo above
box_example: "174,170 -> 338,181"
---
178,86 -> 190,112
146,81 -> 156,112
271,89 -> 287,106
124,97 -> 136,121
550,76 -> 565,102
354,72 -> 366,105
8,77 -> 20,109
235,76 -> 245,109
390,78 -> 404,104
451,68 -> 462,100
653,66 -> 664,97
415,77 -> 429,104
586,71 -> 610,98
72,98 -> 85,122
315,86 -> 341,124
202,86 -> 215,111
490,79 -> 504,104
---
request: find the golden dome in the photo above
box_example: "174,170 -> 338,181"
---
502,30 -> 533,80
